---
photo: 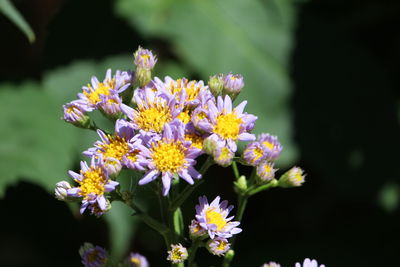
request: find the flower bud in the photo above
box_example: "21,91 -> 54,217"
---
234,175 -> 248,194
127,252 -> 149,267
62,100 -> 92,129
223,72 -> 244,99
206,237 -> 230,256
262,261 -> 281,267
189,219 -> 207,239
213,146 -> 234,167
208,74 -> 224,96
55,181 -> 72,201
79,243 -> 108,267
134,46 -> 157,70
256,161 -> 276,183
279,166 -> 306,188
167,244 -> 188,263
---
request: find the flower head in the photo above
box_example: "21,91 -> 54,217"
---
138,122 -> 202,195
67,157 -> 118,215
279,166 -> 305,188
127,252 -> 149,267
195,196 -> 242,239
207,237 -> 230,256
243,141 -> 267,166
189,219 -> 207,238
256,161 -> 276,183
258,133 -> 282,160
78,69 -> 131,108
134,46 -> 157,70
208,74 -> 224,96
213,145 -> 235,167
261,262 -> 281,267
295,258 -> 325,267
122,87 -> 179,133
195,95 -> 256,152
62,100 -> 92,127
79,243 -> 107,267
223,72 -> 244,96
167,244 -> 188,263
54,181 -> 72,201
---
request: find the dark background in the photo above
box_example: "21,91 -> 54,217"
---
0,0 -> 399,266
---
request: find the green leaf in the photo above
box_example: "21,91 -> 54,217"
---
0,0 -> 35,43
0,82 -> 80,197
115,0 -> 299,165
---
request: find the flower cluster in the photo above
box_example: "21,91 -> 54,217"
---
190,196 -> 241,256
56,46 -> 314,266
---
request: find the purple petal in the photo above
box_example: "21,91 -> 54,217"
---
139,170 -> 159,185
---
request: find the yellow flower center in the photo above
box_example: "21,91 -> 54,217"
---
83,79 -> 115,105
167,79 -> 202,103
214,113 -> 242,140
216,240 -> 227,251
99,136 -> 129,161
78,167 -> 106,198
216,147 -> 232,162
291,171 -> 304,183
127,149 -> 140,163
151,139 -> 187,173
206,208 -> 227,231
261,164 -> 273,176
185,133 -> 203,150
253,147 -> 264,161
140,54 -> 150,64
130,256 -> 141,265
262,141 -> 274,150
170,248 -> 185,261
177,109 -> 191,124
87,250 -> 104,264
136,104 -> 172,132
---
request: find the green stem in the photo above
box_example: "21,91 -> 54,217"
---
187,239 -> 201,267
231,161 -> 240,180
170,157 -> 214,211
247,179 -> 279,196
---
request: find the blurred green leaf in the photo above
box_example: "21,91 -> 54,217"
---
115,0 -> 298,165
0,0 -> 35,43
0,82 -> 79,197
378,182 -> 400,213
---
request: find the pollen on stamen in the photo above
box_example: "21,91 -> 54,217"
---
151,139 -> 187,173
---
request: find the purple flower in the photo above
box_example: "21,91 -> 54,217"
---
83,119 -> 136,168
258,133 -> 282,160
223,72 -> 244,94
78,69 -> 131,108
213,145 -> 235,167
127,252 -> 149,267
243,141 -> 267,166
207,237 -> 230,256
134,46 -> 157,70
261,262 -> 281,267
167,244 -> 188,263
79,243 -> 107,267
194,95 -> 257,152
189,219 -> 207,238
98,93 -> 123,117
138,122 -> 202,196
62,100 -> 92,125
67,157 -> 118,215
195,196 -> 242,239
295,258 -> 325,267
256,161 -> 276,183
121,87 -> 180,133
279,166 -> 306,188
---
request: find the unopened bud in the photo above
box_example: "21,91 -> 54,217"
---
256,161 -> 276,183
208,74 -> 224,96
234,175 -> 248,194
55,181 -> 72,201
223,73 -> 244,99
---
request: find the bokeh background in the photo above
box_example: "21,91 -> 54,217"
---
0,0 -> 399,266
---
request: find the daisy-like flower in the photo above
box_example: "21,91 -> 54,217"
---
79,243 -> 107,267
160,76 -> 211,108
98,93 -> 123,117
127,252 -> 149,267
256,161 -> 276,183
134,46 -> 157,70
295,258 -> 325,267
279,166 -> 306,188
167,244 -> 188,263
223,72 -> 244,95
195,196 -> 242,239
122,87 -> 180,133
261,262 -> 281,267
184,123 -> 205,153
83,119 -> 136,172
213,145 -> 235,167
122,136 -> 149,171
78,69 -> 131,108
195,95 -> 257,152
62,100 -> 92,126
258,133 -> 282,160
207,237 -> 230,256
243,141 -> 267,166
138,122 -> 202,196
67,157 -> 118,215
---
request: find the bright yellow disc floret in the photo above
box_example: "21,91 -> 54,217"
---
213,113 -> 242,140
151,139 -> 187,173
